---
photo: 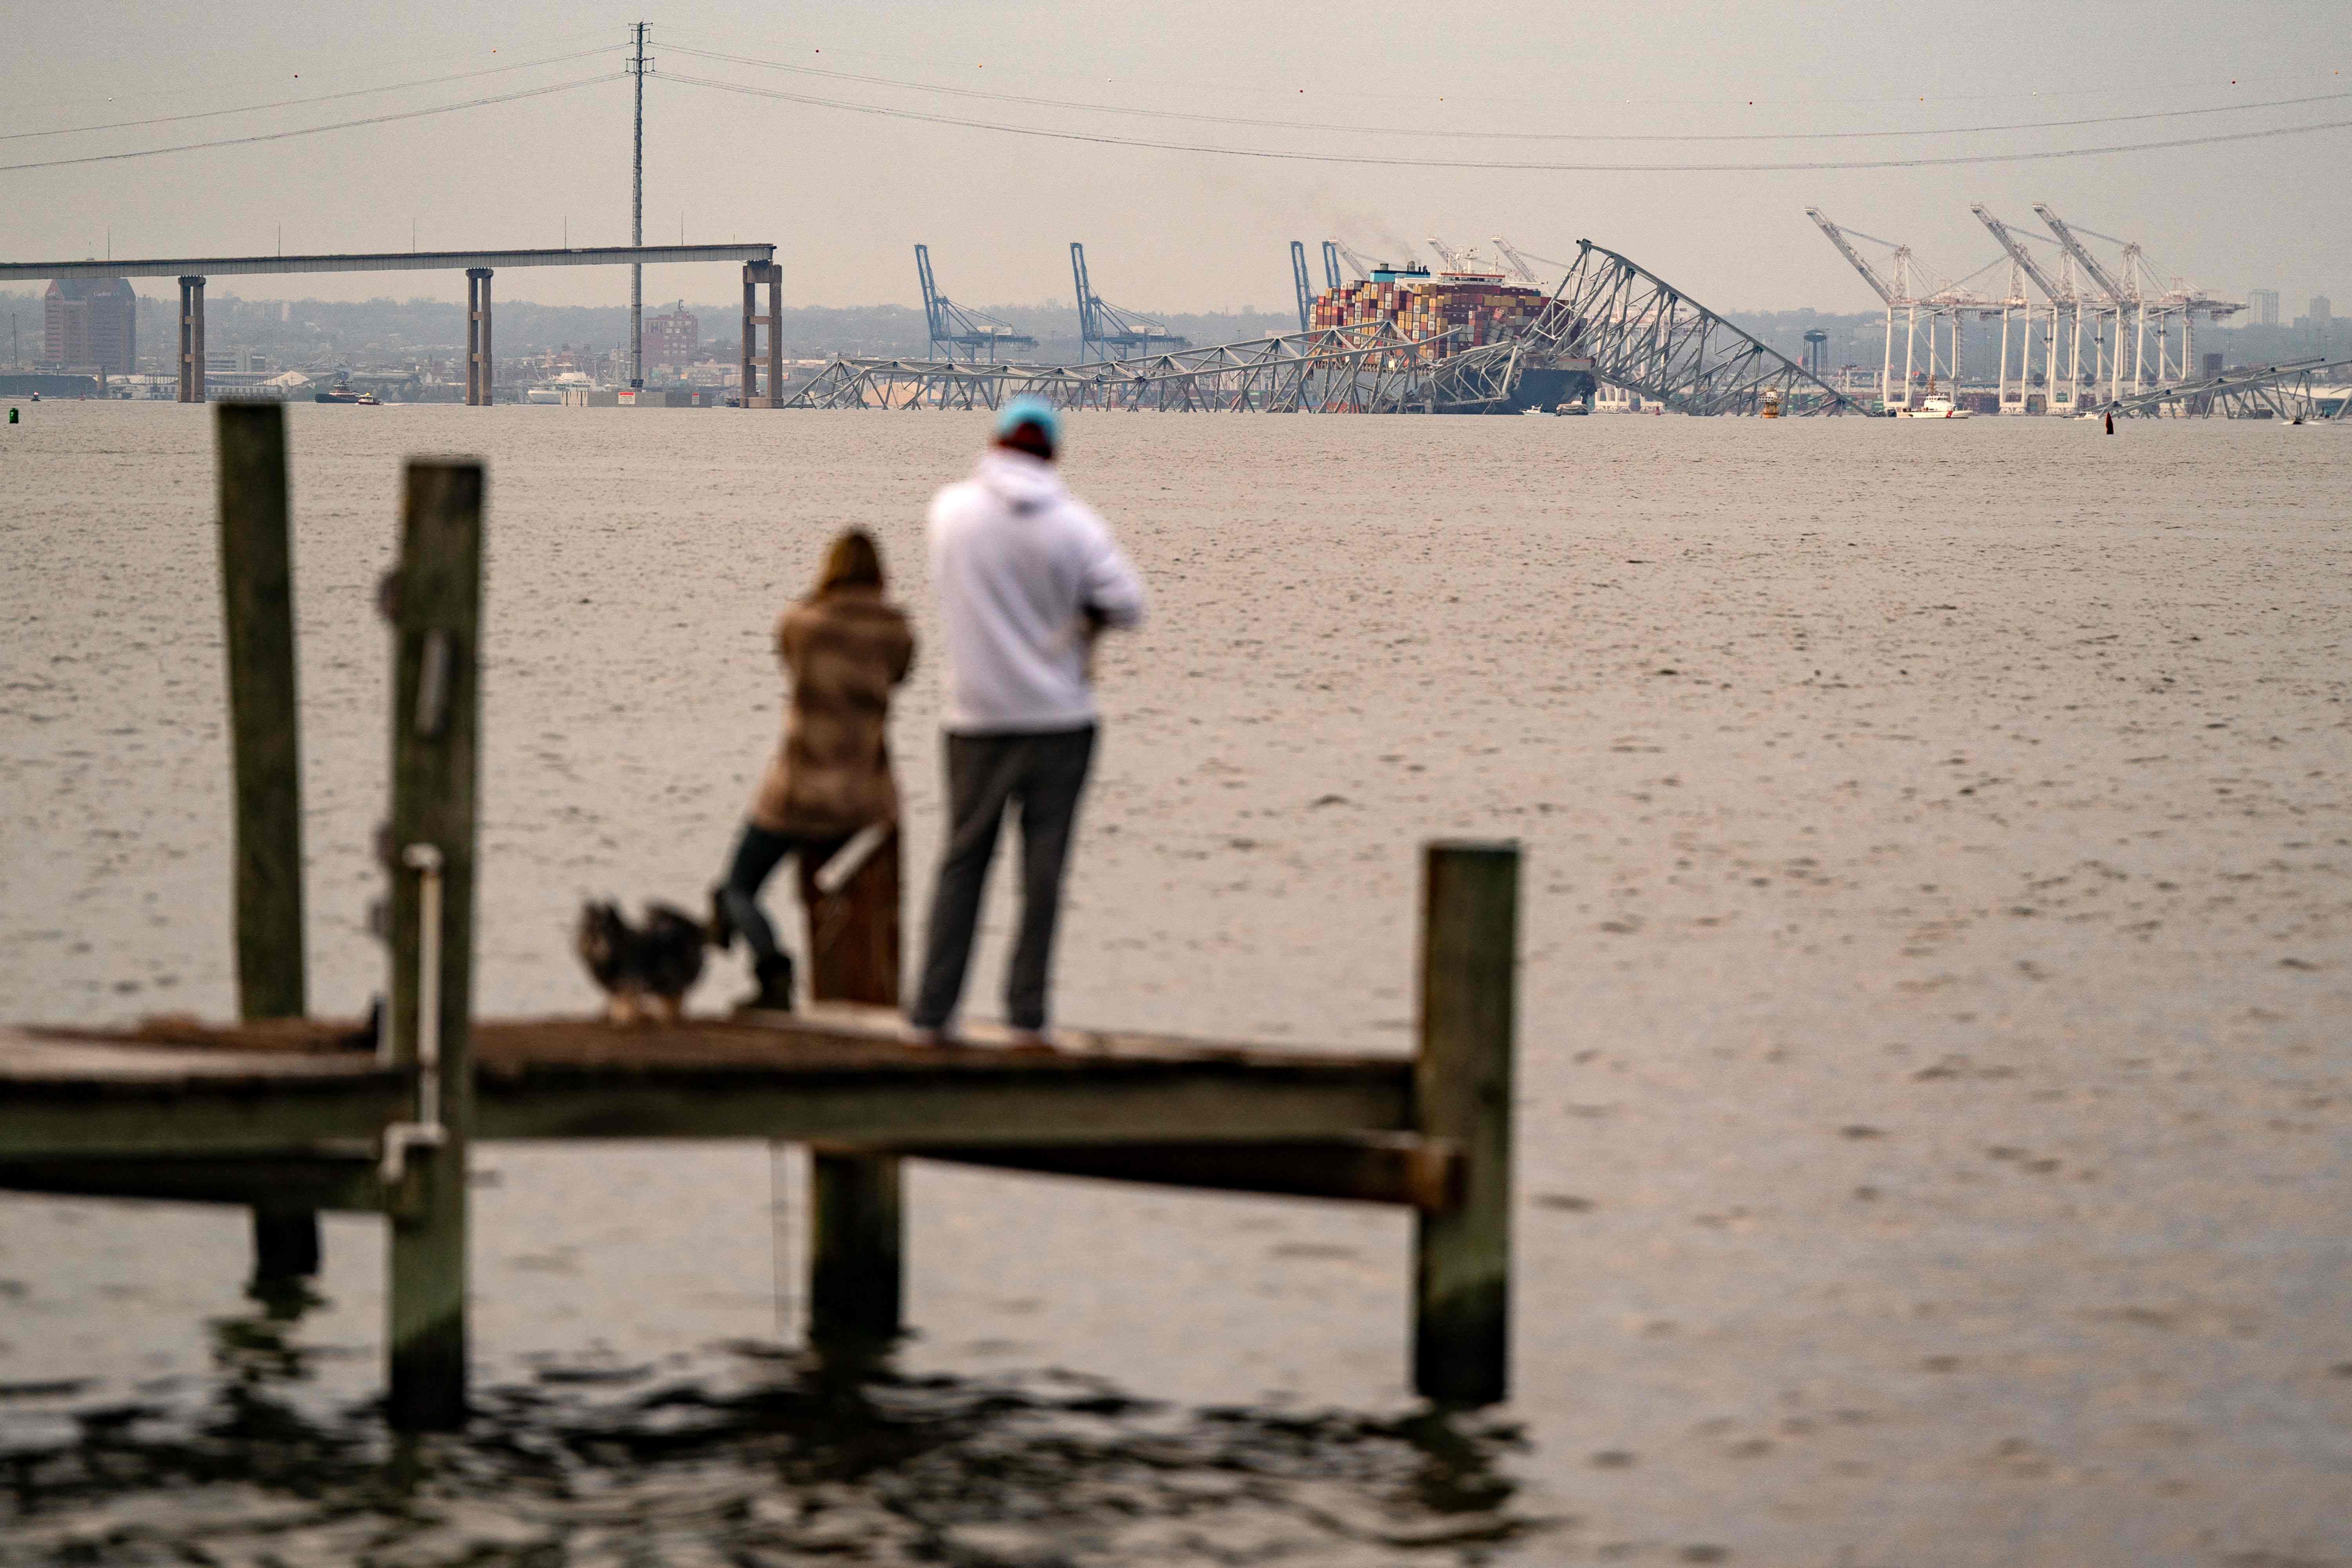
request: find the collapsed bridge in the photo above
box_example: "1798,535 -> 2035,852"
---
784,241 -> 1857,417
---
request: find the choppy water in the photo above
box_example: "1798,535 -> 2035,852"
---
3,403 -> 2349,1564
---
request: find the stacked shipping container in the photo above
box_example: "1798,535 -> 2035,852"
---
1307,266 -> 1550,357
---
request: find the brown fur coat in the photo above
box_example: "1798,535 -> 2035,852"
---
749,585 -> 915,836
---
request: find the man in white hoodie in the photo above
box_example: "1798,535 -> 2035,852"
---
909,397 -> 1147,1045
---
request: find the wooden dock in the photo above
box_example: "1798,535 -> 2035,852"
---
0,404 -> 1518,1430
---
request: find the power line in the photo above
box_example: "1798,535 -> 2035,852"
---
663,42 -> 2352,144
659,26 -> 2345,112
0,75 -> 621,175
0,45 -> 617,144
659,71 -> 2352,173
1,29 -> 621,118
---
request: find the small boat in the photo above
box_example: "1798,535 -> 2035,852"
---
1895,394 -> 1970,419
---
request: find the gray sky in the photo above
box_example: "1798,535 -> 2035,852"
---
4,1 -> 2345,317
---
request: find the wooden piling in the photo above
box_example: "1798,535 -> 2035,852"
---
216,403 -> 307,1021
801,829 -> 905,1348
1412,840 -> 1517,1406
808,1146 -> 903,1348
385,461 -> 483,1432
215,403 -> 321,1283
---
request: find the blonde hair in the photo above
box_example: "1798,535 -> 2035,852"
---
815,529 -> 885,593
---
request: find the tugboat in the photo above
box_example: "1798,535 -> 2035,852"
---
315,371 -> 372,405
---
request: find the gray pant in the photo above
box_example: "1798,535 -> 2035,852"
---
911,725 -> 1096,1032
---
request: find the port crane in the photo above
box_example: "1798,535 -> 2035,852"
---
1320,241 -> 1343,292
915,245 -> 1035,363
2033,205 -> 2136,404
1069,242 -> 1187,361
1808,207 -> 1916,411
1972,205 -> 2084,413
1290,241 -> 1314,333
2032,207 -> 2236,401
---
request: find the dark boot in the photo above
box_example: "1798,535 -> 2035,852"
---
737,952 -> 795,1015
706,885 -> 737,952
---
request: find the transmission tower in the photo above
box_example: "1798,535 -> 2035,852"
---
627,21 -> 652,389
1069,243 -> 1187,361
915,245 -> 1034,363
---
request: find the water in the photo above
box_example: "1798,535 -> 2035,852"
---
3,403 -> 2349,1564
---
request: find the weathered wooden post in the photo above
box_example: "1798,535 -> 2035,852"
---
214,402 -> 319,1283
802,829 -> 904,1348
384,461 -> 483,1431
1413,840 -> 1517,1406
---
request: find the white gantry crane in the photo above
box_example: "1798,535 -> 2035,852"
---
1808,207 -> 1920,410
2034,205 -> 2138,405
1973,205 -> 2087,414
1809,207 -> 2007,412
2050,216 -> 2238,401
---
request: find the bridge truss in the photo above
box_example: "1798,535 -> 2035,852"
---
2105,356 -> 2352,420
1509,241 -> 1857,416
784,320 -> 1458,412
783,238 -> 1855,416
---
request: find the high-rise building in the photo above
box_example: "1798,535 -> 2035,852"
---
2247,289 -> 2280,328
44,277 -> 137,376
2312,295 -> 2333,326
647,300 -> 699,368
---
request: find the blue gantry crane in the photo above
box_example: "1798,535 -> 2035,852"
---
916,243 -> 1036,363
1290,241 -> 1314,332
1069,242 -> 1188,361
1321,240 -> 1343,292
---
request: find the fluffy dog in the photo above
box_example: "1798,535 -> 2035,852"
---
575,900 -> 707,1024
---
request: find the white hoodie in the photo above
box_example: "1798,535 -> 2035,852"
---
926,449 -> 1148,735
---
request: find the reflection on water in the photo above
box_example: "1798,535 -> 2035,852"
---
2,1288 -> 1547,1566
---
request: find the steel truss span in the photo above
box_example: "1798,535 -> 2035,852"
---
783,320 -> 1459,412
1434,240 -> 1858,416
783,238 -> 1854,416
2105,356 -> 2352,421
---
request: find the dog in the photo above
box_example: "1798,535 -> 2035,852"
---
575,900 -> 707,1024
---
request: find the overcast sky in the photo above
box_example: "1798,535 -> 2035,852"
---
4,2 -> 2345,318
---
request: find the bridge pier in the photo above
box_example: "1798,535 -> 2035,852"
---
740,261 -> 781,407
465,269 -> 493,407
177,276 -> 205,403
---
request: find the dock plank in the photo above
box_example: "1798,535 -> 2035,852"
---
0,1014 -> 1415,1158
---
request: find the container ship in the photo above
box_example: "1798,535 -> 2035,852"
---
1307,261 -> 1586,410
1309,261 -> 1552,351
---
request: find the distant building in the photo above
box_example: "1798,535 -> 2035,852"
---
44,277 -> 137,377
2312,295 -> 2333,326
2247,289 -> 2280,328
647,301 -> 699,368
205,347 -> 270,374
